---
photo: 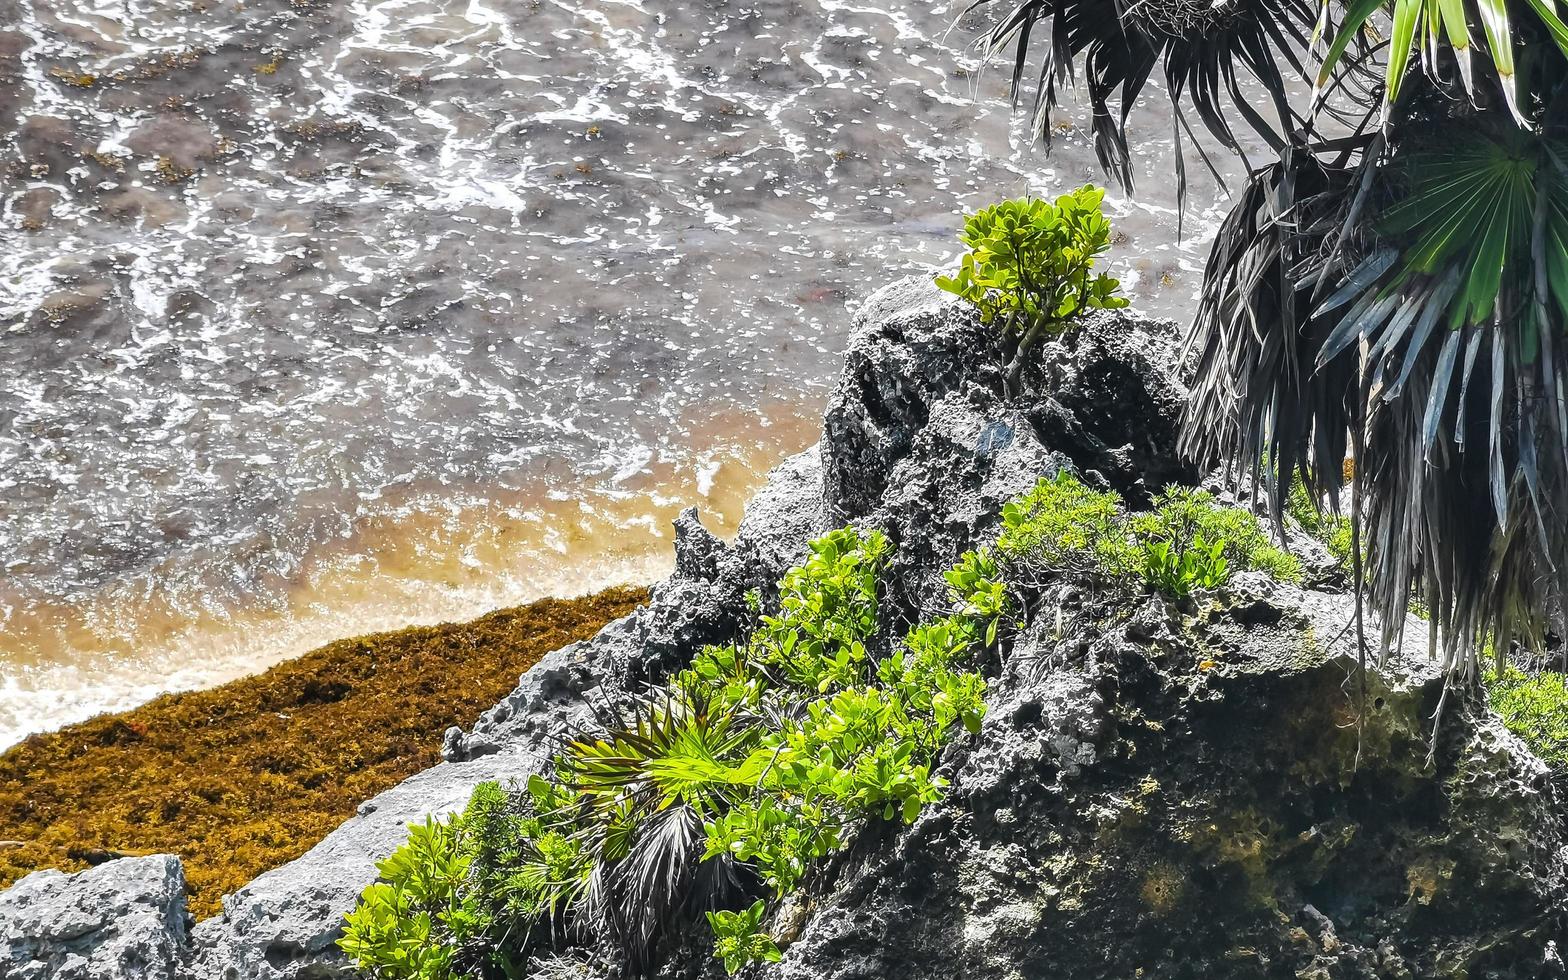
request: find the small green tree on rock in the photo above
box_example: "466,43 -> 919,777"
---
936,186 -> 1127,397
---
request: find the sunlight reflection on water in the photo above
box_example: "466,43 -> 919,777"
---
0,0 -> 1264,744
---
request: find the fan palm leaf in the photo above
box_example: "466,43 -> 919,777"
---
560,688 -> 765,973
1184,122 -> 1568,675
565,688 -> 759,818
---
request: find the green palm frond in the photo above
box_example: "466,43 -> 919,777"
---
565,689 -> 759,818
561,689 -> 763,973
1319,0 -> 1568,124
1377,131 -> 1568,328
1184,123 -> 1568,674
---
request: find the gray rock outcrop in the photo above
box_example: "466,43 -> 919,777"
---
3,277 -> 1564,980
728,583 -> 1568,980
0,855 -> 188,980
820,277 -> 1196,629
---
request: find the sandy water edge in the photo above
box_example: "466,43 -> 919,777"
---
0,404 -> 821,749
0,585 -> 649,919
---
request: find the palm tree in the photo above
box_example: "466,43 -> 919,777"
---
968,0 -> 1568,686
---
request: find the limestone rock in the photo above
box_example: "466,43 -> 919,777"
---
672,506 -> 725,582
739,587 -> 1568,980
819,275 -> 1194,624
0,855 -> 189,980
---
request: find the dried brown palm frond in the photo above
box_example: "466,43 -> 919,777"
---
1181,138 -> 1366,520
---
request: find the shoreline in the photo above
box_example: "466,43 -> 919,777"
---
0,405 -> 821,749
0,585 -> 648,919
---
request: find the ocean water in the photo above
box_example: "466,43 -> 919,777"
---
0,0 -> 1257,747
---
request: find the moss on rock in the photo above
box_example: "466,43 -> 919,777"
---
0,586 -> 647,919
1488,667 -> 1568,772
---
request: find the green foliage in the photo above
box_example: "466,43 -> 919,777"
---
935,188 -> 1125,333
342,527 -> 990,979
1487,668 -> 1568,771
1318,0 -> 1568,123
706,901 -> 782,974
775,686 -> 947,820
703,796 -> 841,897
455,780 -> 548,929
1139,536 -> 1228,599
1131,487 -> 1301,586
566,688 -> 759,820
1285,479 -> 1336,541
936,188 -> 1127,394
884,616 -> 989,743
997,472 -> 1134,573
338,816 -> 474,980
751,527 -> 890,693
943,549 -> 1008,646
1377,133 -> 1568,333
998,474 -> 1300,599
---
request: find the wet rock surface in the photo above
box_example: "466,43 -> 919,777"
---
4,277 -> 1565,979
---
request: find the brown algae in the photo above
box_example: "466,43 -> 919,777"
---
0,586 -> 647,918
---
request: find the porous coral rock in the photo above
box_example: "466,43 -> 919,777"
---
5,277 -> 1564,980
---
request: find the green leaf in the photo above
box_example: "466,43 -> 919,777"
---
935,189 -> 1125,385
1317,0 -> 1387,90
1474,0 -> 1523,122
1385,0 -> 1422,110
1521,0 -> 1568,56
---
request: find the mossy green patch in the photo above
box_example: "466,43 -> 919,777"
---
999,473 -> 1299,598
0,586 -> 647,919
1486,667 -> 1568,771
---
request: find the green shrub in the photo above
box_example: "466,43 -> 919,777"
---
998,474 -> 1300,599
997,472 -> 1134,573
884,616 -> 989,745
338,815 -> 477,980
707,901 -> 782,975
752,527 -> 890,693
1487,668 -> 1568,772
1131,486 -> 1301,586
943,548 -> 1008,646
342,527 -> 992,979
1140,536 -> 1228,599
450,780 -> 547,937
936,187 -> 1127,396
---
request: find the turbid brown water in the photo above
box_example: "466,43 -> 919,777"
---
0,0 -> 1264,746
